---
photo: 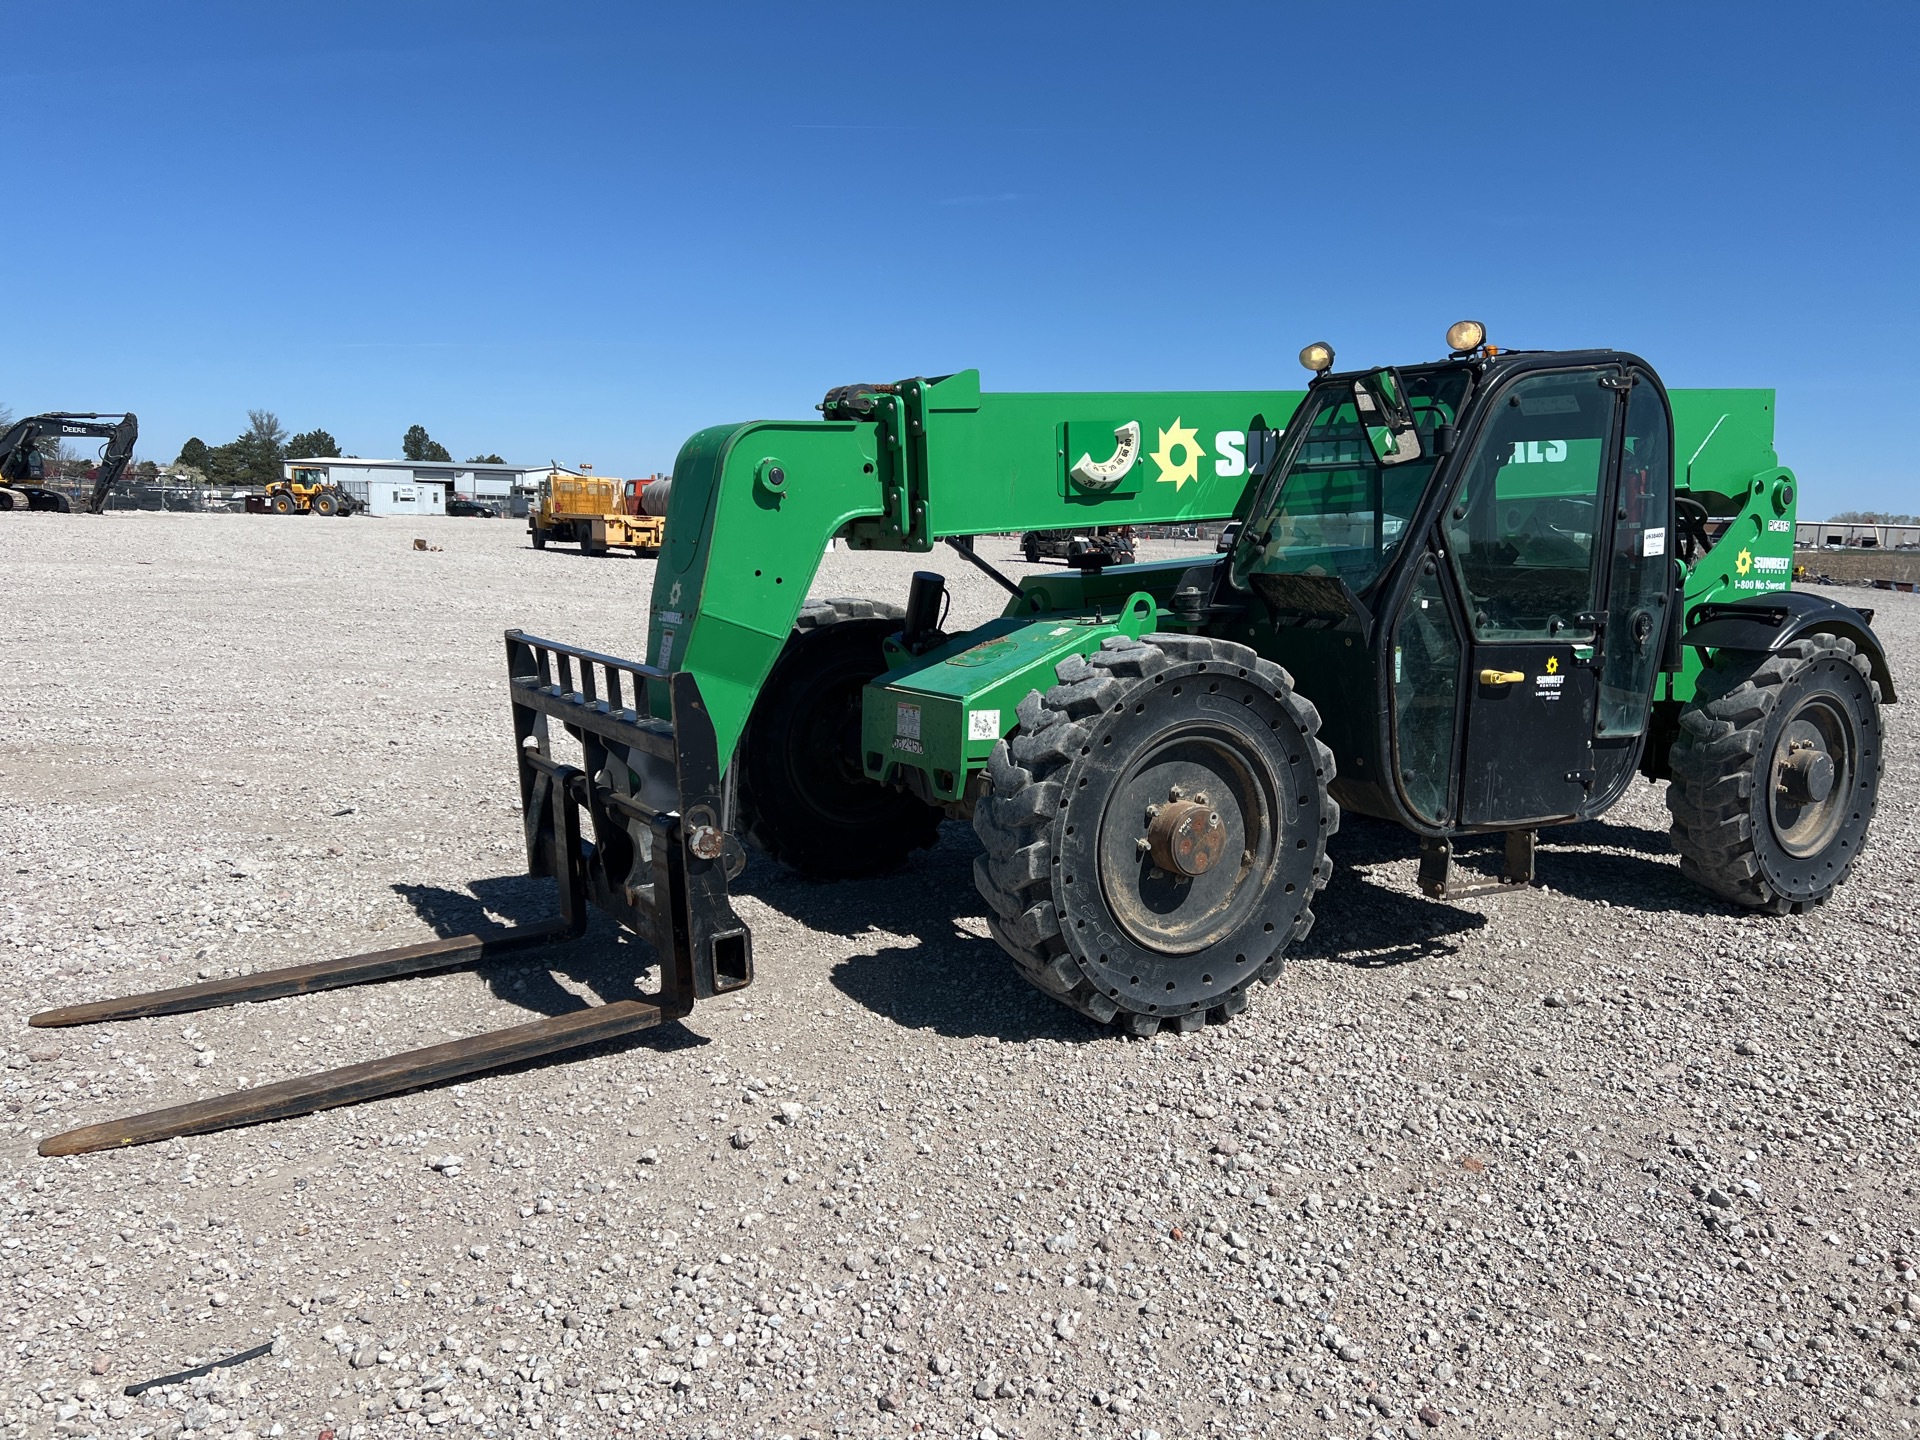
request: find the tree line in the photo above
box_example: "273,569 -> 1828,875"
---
1827,510 -> 1919,525
169,412 -> 505,489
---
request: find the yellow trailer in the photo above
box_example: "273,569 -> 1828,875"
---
529,474 -> 667,555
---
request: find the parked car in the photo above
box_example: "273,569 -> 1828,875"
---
447,498 -> 501,518
1215,520 -> 1243,553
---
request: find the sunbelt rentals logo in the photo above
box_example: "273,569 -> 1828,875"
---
1070,420 -> 1280,492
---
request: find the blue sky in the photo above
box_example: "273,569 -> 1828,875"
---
4,2 -> 1915,513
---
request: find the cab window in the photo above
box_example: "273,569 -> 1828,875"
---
1249,370 -> 1471,594
1445,370 -> 1617,641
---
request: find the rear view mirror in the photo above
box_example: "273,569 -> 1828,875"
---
1354,369 -> 1421,467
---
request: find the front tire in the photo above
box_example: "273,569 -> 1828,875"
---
738,597 -> 943,878
973,634 -> 1337,1036
1667,634 -> 1882,914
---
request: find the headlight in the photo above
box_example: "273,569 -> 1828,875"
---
1298,341 -> 1335,373
1446,320 -> 1486,354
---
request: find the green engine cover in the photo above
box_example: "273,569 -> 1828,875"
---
861,595 -> 1159,803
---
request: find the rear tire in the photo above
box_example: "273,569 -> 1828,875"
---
270,493 -> 294,515
1667,634 -> 1882,914
972,633 -> 1337,1036
738,597 -> 943,878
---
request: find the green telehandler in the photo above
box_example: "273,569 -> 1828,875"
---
34,322 -> 1894,1155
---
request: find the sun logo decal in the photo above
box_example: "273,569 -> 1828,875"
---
1545,655 -> 1559,675
1149,418 -> 1204,490
1736,548 -> 1753,576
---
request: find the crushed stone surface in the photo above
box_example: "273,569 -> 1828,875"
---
1,510 -> 1916,1440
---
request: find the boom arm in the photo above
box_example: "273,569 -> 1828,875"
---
644,369 -> 1793,772
0,412 -> 139,513
645,371 -> 1305,764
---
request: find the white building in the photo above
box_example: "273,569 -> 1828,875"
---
1796,519 -> 1920,550
282,457 -> 544,516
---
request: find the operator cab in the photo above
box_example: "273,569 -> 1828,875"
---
1225,323 -> 1675,837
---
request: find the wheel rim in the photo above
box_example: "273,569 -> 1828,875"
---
1768,693 -> 1855,859
1095,724 -> 1277,956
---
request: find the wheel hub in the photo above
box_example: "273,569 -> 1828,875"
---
1777,739 -> 1835,805
1144,792 -> 1228,877
1767,700 -> 1854,861
1093,730 -> 1275,959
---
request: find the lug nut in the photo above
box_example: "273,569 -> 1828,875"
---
1167,785 -> 1184,801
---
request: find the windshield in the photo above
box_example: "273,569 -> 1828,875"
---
1240,366 -> 1473,593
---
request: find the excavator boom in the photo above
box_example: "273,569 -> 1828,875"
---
0,411 -> 138,513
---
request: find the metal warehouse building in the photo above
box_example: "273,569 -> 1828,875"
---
1796,520 -> 1920,550
280,458 -> 544,517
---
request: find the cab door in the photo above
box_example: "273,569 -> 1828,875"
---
1445,367 -> 1622,826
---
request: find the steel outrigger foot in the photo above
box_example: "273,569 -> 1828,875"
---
39,995 -> 677,1157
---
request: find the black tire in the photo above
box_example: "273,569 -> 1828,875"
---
1022,535 -> 1040,563
1668,633 -> 1882,914
738,597 -> 944,878
530,524 -> 546,549
972,633 -> 1338,1036
311,490 -> 339,517
270,493 -> 294,515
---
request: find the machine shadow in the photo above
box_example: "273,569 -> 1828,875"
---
1320,812 -> 1717,918
1304,817 -> 1488,969
735,830 -> 1104,1044
1528,845 -> 1720,913
390,879 -> 705,1055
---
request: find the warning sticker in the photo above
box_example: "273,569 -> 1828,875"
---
895,702 -> 922,741
968,708 -> 1001,741
658,630 -> 676,671
1644,526 -> 1667,557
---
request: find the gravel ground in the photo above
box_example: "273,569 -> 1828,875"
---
1,511 -> 1916,1440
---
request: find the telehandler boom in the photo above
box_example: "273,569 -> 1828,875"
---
34,324 -> 1892,1155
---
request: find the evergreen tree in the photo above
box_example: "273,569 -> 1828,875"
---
286,429 -> 341,460
403,425 -> 452,463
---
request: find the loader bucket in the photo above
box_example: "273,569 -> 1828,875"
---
30,631 -> 753,1156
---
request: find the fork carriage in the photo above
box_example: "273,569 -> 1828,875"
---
33,631 -> 752,1157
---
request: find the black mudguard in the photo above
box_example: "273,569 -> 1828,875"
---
1683,590 -> 1898,702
